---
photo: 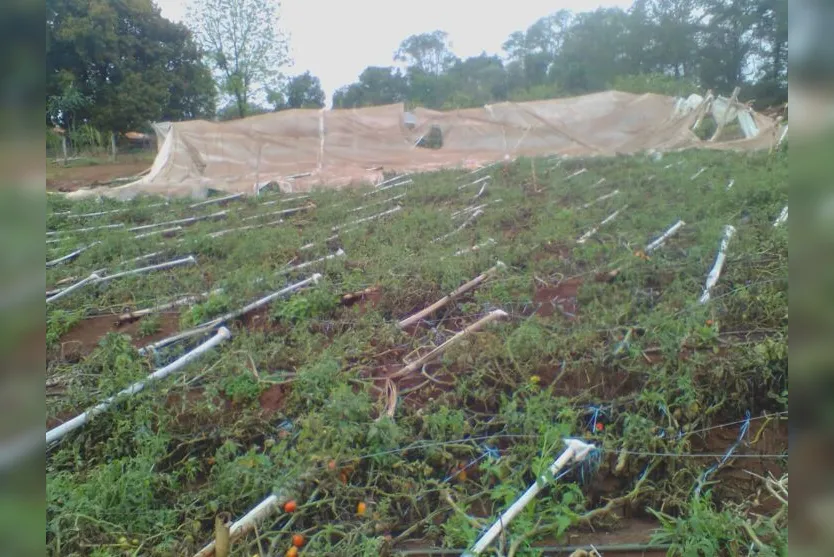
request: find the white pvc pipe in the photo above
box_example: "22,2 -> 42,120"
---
451,199 -> 502,219
565,168 -> 587,180
375,174 -> 410,188
463,439 -> 595,556
453,238 -> 497,257
690,167 -> 706,181
46,241 -> 101,267
128,211 -> 227,232
46,327 -> 231,446
699,225 -> 736,304
261,195 -> 310,206
66,208 -> 126,219
581,190 -> 620,209
46,223 -> 125,236
241,204 -> 312,222
348,194 -> 405,213
332,205 -> 402,232
773,206 -> 788,227
646,220 -> 685,253
134,226 -> 183,240
278,249 -> 345,275
118,289 -> 223,322
208,220 -> 283,238
577,205 -> 629,244
188,193 -> 243,209
45,273 -> 102,303
364,179 -> 413,196
726,179 -> 735,190
432,209 -> 483,244
139,274 -> 322,354
46,256 -> 196,304
392,310 -> 508,379
459,161 -> 499,178
398,262 -> 505,329
776,124 -> 788,149
591,178 -> 607,188
457,175 -> 491,191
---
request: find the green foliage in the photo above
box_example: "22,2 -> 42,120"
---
612,73 -> 700,97
188,0 -> 289,119
46,309 -> 82,347
650,494 -> 749,556
180,292 -> 232,328
137,316 -> 161,338
271,287 -> 338,323
46,0 -> 217,132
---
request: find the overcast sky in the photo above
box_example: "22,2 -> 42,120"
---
156,0 -> 634,103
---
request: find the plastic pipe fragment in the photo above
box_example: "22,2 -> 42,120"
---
591,178 -> 607,187
451,199 -> 502,219
332,205 -> 402,232
392,309 -> 508,379
398,262 -> 505,329
577,205 -> 629,244
365,178 -> 413,196
209,220 -> 283,238
726,179 -> 735,190
46,223 -> 125,236
432,210 -> 483,244
463,439 -> 596,556
773,206 -> 788,227
375,174 -> 410,188
581,190 -> 620,209
46,256 -> 196,304
457,175 -> 491,191
128,211 -> 227,232
698,225 -> 736,304
278,249 -> 345,275
46,241 -> 101,267
66,208 -> 126,219
645,220 -> 685,253
139,274 -> 322,354
46,327 -> 231,446
261,194 -> 310,206
565,168 -> 587,180
134,226 -> 183,239
241,204 -> 313,222
459,161 -> 499,178
690,167 -> 706,181
118,289 -> 223,323
349,194 -> 405,213
452,238 -> 497,257
188,193 -> 244,209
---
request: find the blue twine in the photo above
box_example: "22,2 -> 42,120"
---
694,411 -> 751,496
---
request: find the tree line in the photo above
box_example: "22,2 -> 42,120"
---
334,0 -> 786,111
47,0 -> 786,138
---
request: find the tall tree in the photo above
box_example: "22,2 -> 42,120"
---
332,67 -> 408,109
187,0 -> 291,119
46,0 -> 216,132
282,72 -> 326,109
394,31 -> 458,76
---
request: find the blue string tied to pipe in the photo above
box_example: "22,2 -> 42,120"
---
694,410 -> 751,496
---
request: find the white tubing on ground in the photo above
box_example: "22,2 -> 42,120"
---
46,327 -> 231,446
452,238 -> 497,257
138,274 -> 322,355
46,256 -> 197,304
127,211 -> 227,232
241,204 -> 312,222
392,310 -> 508,379
348,194 -> 406,213
46,241 -> 101,267
773,206 -> 788,227
278,249 -> 345,275
581,190 -> 620,209
47,223 -> 125,236
457,175 -> 491,191
564,168 -> 587,180
364,179 -> 413,196
332,206 -> 402,232
188,193 -> 244,209
432,209 -> 483,244
699,225 -> 736,304
576,205 -> 629,244
645,220 -> 685,253
463,439 -> 596,556
134,226 -> 183,240
398,262 -> 505,329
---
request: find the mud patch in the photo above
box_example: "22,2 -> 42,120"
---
533,278 -> 583,318
259,384 -> 288,416
57,313 -> 181,358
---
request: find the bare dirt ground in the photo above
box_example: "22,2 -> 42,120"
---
46,153 -> 154,192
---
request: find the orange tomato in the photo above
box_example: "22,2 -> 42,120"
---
356,501 -> 367,516
292,534 -> 305,547
283,500 -> 297,513
328,460 -> 337,471
285,547 -> 298,557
